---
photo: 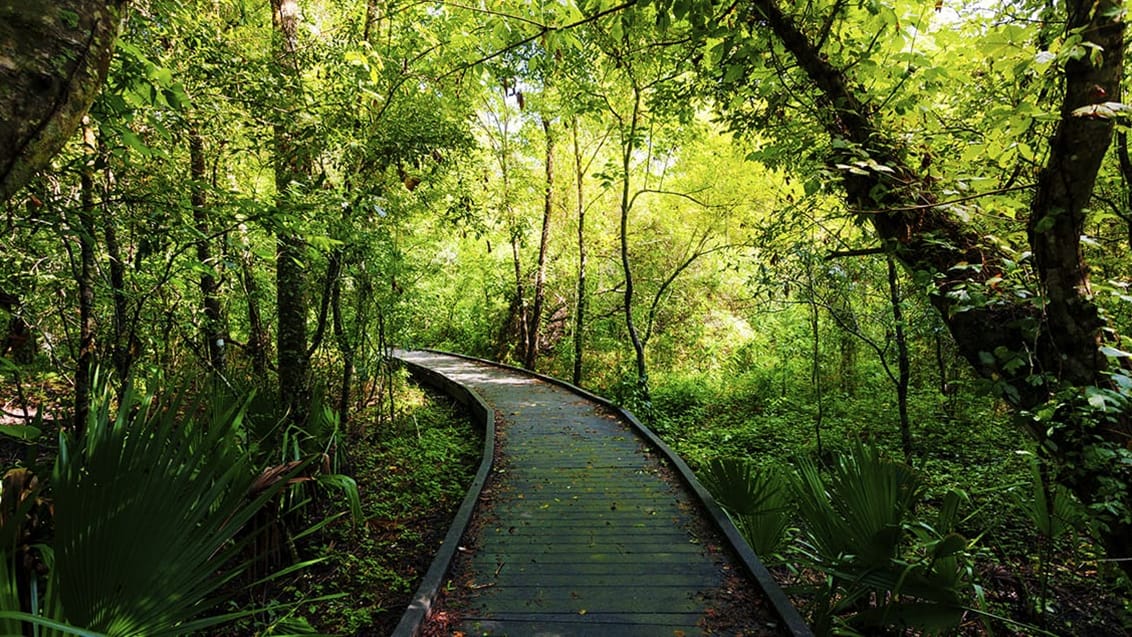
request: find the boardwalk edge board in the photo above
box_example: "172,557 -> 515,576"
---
397,348 -> 814,637
389,355 -> 497,637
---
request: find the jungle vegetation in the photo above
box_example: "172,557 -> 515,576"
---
2,0 -> 1131,634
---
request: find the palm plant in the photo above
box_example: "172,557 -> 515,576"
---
0,381 -> 298,636
698,457 -> 793,558
793,442 -> 976,636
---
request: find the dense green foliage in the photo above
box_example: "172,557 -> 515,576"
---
3,0 -> 1132,633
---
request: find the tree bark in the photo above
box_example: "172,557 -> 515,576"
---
272,0 -> 312,425
619,87 -> 649,403
888,255 -> 912,463
237,222 -> 270,377
0,0 -> 127,202
805,253 -> 824,459
74,118 -> 98,436
190,126 -> 225,374
525,116 -> 555,370
572,117 -> 587,386
98,139 -> 133,391
330,263 -> 354,433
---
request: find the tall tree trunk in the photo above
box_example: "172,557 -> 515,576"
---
619,88 -> 649,403
887,254 -> 912,463
525,116 -> 555,370
100,141 -> 131,390
1115,132 -> 1132,251
190,126 -> 225,374
833,296 -> 858,396
272,0 -> 312,425
571,117 -> 587,387
508,233 -> 529,362
74,118 -> 98,435
331,265 -> 354,433
805,254 -> 824,460
237,222 -> 269,377
276,236 -> 310,422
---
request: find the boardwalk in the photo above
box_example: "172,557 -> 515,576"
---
396,351 -> 806,636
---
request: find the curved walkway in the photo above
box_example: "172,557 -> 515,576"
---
395,350 -> 809,636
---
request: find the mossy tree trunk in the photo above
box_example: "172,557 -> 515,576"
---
0,0 -> 126,202
272,0 -> 312,425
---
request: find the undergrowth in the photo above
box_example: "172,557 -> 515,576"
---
644,369 -> 1132,636
222,380 -> 480,636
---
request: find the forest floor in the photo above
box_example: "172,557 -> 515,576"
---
0,370 -> 480,637
645,379 -> 1132,637
2,368 -> 1130,635
230,382 -> 481,636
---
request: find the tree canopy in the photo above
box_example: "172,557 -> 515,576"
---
2,0 -> 1131,633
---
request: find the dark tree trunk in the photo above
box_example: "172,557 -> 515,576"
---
619,88 -> 649,403
887,255 -> 912,463
508,233 -> 529,363
190,127 -> 225,374
272,0 -> 312,425
237,222 -> 270,377
100,141 -> 132,389
805,257 -> 824,459
276,233 -> 310,424
525,116 -> 555,370
572,117 -> 587,387
74,119 -> 98,436
0,0 -> 126,202
331,264 -> 354,433
1116,132 -> 1132,251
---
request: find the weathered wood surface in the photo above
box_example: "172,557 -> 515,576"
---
397,350 -> 792,636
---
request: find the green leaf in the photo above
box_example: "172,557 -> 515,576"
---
1033,215 -> 1056,233
0,425 -> 41,442
1100,346 -> 1132,358
1086,387 -> 1108,410
932,533 -> 968,559
121,129 -> 151,156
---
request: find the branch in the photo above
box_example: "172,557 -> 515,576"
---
626,187 -> 721,212
439,1 -> 549,28
643,239 -> 751,345
825,247 -> 885,260
848,184 -> 1036,215
440,1 -> 639,79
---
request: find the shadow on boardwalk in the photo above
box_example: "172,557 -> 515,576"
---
395,350 -> 810,637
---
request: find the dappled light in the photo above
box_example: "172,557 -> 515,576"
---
2,0 -> 1131,634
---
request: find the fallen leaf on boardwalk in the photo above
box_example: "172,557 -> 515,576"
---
578,609 -> 587,615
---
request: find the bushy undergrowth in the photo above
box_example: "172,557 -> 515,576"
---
236,381 -> 480,636
645,368 -> 1132,635
0,365 -> 478,637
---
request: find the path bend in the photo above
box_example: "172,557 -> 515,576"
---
393,350 -> 811,637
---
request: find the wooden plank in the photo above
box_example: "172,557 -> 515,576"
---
461,587 -> 708,613
396,352 -> 803,636
467,560 -> 721,577
480,529 -> 695,542
471,551 -> 711,564
459,615 -> 706,637
467,573 -> 719,588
